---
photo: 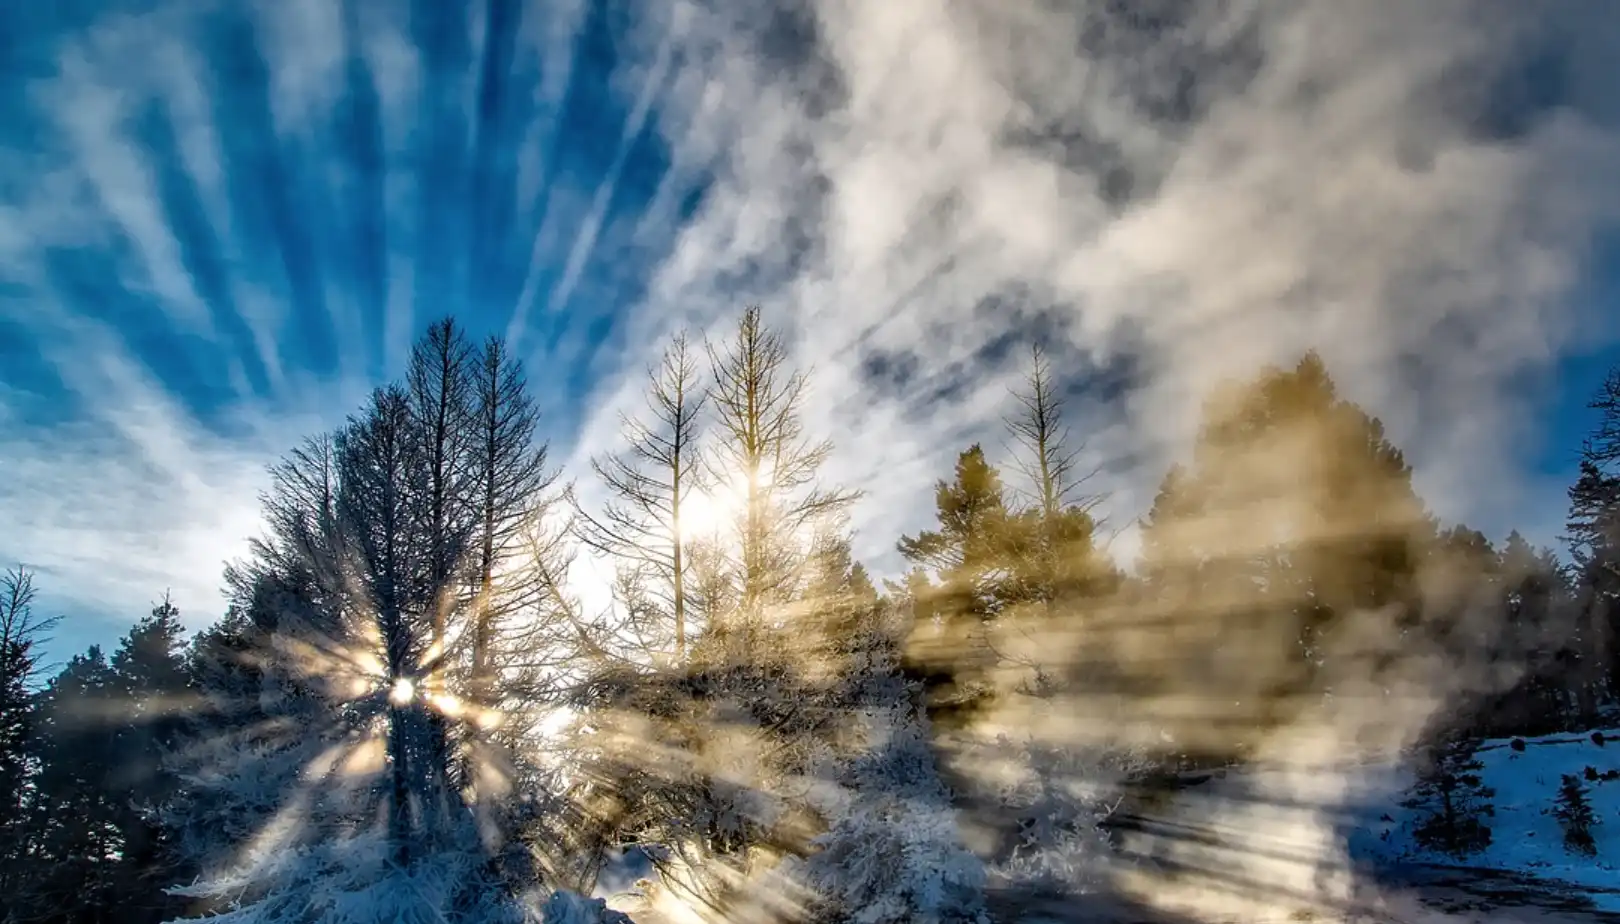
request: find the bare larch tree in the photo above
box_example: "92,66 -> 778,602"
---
705,306 -> 858,658
573,332 -> 708,662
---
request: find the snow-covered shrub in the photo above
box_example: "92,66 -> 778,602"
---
997,741 -> 1123,893
804,704 -> 989,924
559,667 -> 793,868
163,682 -> 529,924
167,819 -> 525,924
965,733 -> 1142,897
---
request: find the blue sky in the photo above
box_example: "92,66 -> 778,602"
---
3,0 -> 1620,664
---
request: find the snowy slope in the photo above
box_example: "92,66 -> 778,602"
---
1361,727 -> 1620,909
1112,726 -> 1620,919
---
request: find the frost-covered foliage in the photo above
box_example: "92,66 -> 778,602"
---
560,591 -> 989,924
804,703 -> 989,924
164,627 -> 531,924
164,698 -> 526,924
974,734 -> 1139,896
562,667 -> 762,833
169,821 -> 524,924
558,658 -> 845,898
538,889 -> 635,924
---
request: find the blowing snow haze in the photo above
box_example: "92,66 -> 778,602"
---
2,1 -> 1620,923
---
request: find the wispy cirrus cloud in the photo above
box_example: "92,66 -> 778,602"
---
560,0 -> 1620,580
0,314 -> 286,641
3,0 -> 1620,670
0,0 -> 623,649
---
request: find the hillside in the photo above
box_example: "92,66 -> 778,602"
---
1355,727 -> 1620,912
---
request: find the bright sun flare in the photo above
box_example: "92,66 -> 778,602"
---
389,677 -> 415,705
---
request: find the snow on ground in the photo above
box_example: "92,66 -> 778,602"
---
1355,726 -> 1620,912
542,890 -> 637,924
593,845 -> 659,902
569,728 -> 1620,921
1108,725 -> 1620,921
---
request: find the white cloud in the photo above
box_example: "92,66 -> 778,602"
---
6,0 -> 1619,682
0,4 -> 359,653
0,316 -> 286,650
553,0 -> 1620,581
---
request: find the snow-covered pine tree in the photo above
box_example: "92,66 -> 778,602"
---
1401,736 -> 1495,857
1553,772 -> 1599,856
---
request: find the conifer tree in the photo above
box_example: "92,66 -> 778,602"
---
163,323 -> 552,923
1553,772 -> 1598,856
463,333 -> 566,820
0,568 -> 56,903
683,532 -> 737,650
407,318 -> 479,688
1005,345 -> 1083,527
1133,354 -> 1431,753
996,345 -> 1118,699
898,445 -> 1017,733
794,527 -> 886,693
1472,533 -> 1573,735
1002,345 -> 1110,610
337,384 -> 448,858
1401,736 -> 1495,857
24,646 -> 125,920
560,315 -> 869,908
106,595 -> 194,921
1565,366 -> 1620,717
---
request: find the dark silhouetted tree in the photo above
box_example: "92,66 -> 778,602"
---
406,318 -> 478,707
1566,367 -> 1620,717
24,645 -> 124,922
1553,772 -> 1598,856
0,568 -> 56,906
1402,736 -> 1495,857
468,334 -> 560,711
164,323 -> 552,923
104,595 -> 193,922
